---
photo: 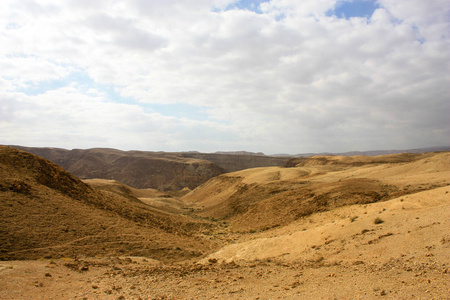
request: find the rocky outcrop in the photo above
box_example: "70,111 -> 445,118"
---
11,146 -> 291,190
12,146 -> 225,190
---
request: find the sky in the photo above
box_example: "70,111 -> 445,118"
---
0,0 -> 449,154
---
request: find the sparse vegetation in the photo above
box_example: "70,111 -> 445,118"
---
1,146 -> 449,299
374,217 -> 384,224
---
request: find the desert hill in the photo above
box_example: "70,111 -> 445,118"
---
184,152 -> 450,232
0,146 -> 217,261
1,148 -> 449,299
11,146 -> 225,190
276,145 -> 450,157
180,152 -> 289,173
12,146 -> 290,190
82,178 -> 192,214
12,145 -> 447,191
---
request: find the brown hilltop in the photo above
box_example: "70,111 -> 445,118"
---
12,146 -> 290,190
0,146 -> 217,261
13,146 -> 226,190
181,152 -> 289,172
285,152 -> 421,167
184,152 -> 450,232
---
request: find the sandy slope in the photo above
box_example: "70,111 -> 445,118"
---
2,187 -> 449,300
183,152 -> 450,233
0,146 -> 218,261
1,149 -> 449,299
204,186 -> 450,264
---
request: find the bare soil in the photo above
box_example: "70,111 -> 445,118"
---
1,147 -> 449,299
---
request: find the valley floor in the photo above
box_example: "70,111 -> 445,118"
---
1,255 -> 448,300
2,185 -> 449,299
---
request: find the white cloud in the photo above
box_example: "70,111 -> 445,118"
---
0,0 -> 449,153
0,85 -> 235,151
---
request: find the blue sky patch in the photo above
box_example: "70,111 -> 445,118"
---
327,0 -> 380,19
218,0 -> 270,14
14,70 -> 211,121
15,70 -> 121,99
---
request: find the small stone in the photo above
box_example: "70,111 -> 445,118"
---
208,258 -> 218,264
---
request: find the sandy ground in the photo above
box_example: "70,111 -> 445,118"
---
1,187 -> 449,299
0,254 -> 448,299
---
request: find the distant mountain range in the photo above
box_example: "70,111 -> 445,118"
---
273,146 -> 450,157
186,146 -> 450,157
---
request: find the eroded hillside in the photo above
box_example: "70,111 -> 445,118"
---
13,146 -> 291,191
1,148 -> 449,299
12,146 -> 226,190
0,146 -> 218,261
183,152 -> 450,232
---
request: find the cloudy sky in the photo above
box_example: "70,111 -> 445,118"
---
1,0 -> 449,154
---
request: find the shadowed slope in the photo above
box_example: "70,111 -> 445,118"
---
0,146 -> 217,261
12,146 -> 226,190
